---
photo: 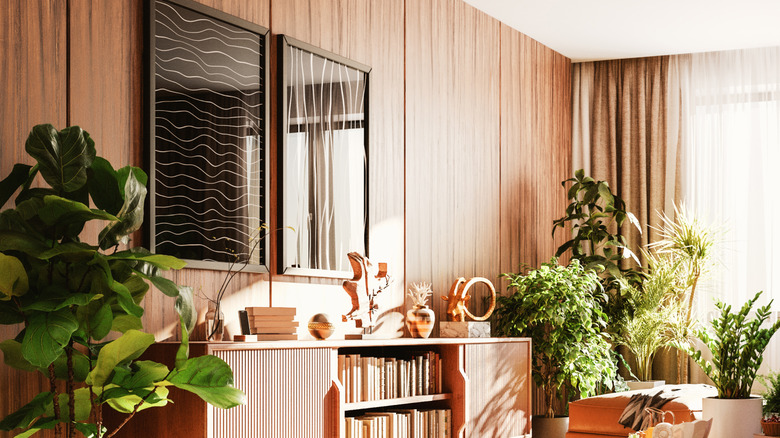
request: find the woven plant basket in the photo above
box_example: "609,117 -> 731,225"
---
762,420 -> 780,437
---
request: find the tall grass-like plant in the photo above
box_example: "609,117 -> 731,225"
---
677,291 -> 780,399
495,258 -> 618,418
0,125 -> 245,438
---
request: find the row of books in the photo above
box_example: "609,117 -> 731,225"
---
338,352 -> 442,403
345,408 -> 451,438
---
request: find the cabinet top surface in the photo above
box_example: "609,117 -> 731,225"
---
173,337 -> 531,351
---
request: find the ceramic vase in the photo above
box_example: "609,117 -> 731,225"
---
406,305 -> 435,338
532,416 -> 569,438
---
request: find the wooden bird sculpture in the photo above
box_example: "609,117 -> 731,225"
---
442,277 -> 497,322
342,252 -> 390,331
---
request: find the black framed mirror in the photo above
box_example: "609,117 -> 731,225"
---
147,0 -> 270,272
279,36 -> 370,278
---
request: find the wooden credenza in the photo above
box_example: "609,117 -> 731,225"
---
109,338 -> 531,438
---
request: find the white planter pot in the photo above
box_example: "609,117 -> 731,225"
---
702,397 -> 762,438
626,380 -> 665,391
532,416 -> 569,438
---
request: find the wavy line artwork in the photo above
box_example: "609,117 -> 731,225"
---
152,0 -> 266,268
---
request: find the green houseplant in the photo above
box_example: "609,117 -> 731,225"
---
0,125 -> 245,438
676,291 -> 780,438
495,258 -> 618,437
552,169 -> 643,338
760,372 -> 780,435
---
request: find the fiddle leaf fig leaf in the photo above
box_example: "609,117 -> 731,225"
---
104,385 -> 169,413
38,195 -> 117,227
0,391 -> 52,431
87,156 -> 123,215
111,315 -> 143,333
21,309 -> 79,368
98,170 -> 146,250
89,303 -> 113,341
0,163 -> 32,208
167,355 -> 246,409
24,124 -> 96,193
0,253 -> 28,300
175,286 -> 196,333
0,339 -> 37,372
111,251 -> 187,270
44,388 -> 92,422
87,330 -> 155,387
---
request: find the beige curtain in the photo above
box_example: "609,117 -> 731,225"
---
572,56 -> 683,265
572,56 -> 689,384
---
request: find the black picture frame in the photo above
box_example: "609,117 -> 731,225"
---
146,0 -> 270,273
278,35 -> 371,278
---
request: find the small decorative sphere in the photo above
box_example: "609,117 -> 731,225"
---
308,313 -> 335,340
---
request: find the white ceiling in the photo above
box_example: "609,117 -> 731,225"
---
464,0 -> 780,62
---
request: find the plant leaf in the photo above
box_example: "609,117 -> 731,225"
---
0,339 -> 37,372
98,170 -> 146,250
0,164 -> 32,208
167,355 -> 246,409
21,309 -> 79,368
0,253 -> 29,300
87,330 -> 155,387
87,156 -> 123,215
0,392 -> 52,431
38,195 -> 117,227
24,124 -> 96,193
111,315 -> 143,333
175,286 -> 196,333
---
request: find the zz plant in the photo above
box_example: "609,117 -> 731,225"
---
677,291 -> 780,399
0,125 -> 245,437
495,258 -> 618,418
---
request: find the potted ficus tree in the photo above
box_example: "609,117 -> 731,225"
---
676,291 -> 780,438
0,124 -> 245,437
495,258 -> 618,438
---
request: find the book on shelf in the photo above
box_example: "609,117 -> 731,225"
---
250,327 -> 298,335
347,408 -> 451,438
245,306 -> 296,316
248,320 -> 300,328
254,334 -> 298,341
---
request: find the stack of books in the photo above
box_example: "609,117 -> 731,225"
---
345,408 -> 451,438
246,307 -> 298,340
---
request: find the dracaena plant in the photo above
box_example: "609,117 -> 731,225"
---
676,291 -> 780,399
495,258 -> 618,418
0,125 -> 245,438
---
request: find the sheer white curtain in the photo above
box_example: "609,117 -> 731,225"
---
679,47 -> 780,373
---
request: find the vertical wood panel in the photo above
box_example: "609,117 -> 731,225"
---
499,24 -> 572,275
405,0 -> 501,336
192,0 -> 270,26
464,342 -> 531,436
0,1 -> 67,434
213,348 -> 332,437
271,0 -> 406,337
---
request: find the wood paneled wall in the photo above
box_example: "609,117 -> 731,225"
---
0,0 -> 571,431
405,0 -> 502,333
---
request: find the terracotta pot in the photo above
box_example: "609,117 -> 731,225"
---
532,416 -> 568,438
406,305 -> 435,338
702,396 -> 761,438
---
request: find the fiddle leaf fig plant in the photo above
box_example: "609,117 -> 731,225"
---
495,258 -> 618,418
0,124 -> 245,438
676,291 -> 780,399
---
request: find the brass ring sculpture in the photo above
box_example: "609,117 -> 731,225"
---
441,277 -> 497,322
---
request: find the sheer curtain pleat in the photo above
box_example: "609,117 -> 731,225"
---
680,47 -> 780,374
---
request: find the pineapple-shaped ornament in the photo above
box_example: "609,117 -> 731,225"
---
406,282 -> 435,338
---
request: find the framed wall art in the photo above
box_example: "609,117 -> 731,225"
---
278,35 -> 370,277
147,0 -> 269,272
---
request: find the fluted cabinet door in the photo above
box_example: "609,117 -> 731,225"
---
463,342 -> 531,437
212,347 -> 334,438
